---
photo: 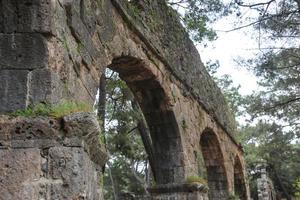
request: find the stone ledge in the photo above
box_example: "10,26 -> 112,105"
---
0,112 -> 108,167
148,183 -> 209,194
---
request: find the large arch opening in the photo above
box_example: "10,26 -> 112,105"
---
200,129 -> 229,200
234,156 -> 247,199
100,56 -> 185,198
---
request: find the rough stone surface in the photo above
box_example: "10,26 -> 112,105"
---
0,149 -> 42,200
0,33 -> 48,70
49,147 -> 102,200
256,164 -> 276,200
0,0 -> 250,199
0,0 -> 54,33
149,183 -> 209,200
0,70 -> 29,112
0,113 -> 106,200
29,68 -> 63,105
113,0 -> 236,135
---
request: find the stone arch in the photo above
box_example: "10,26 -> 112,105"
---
106,55 -> 185,184
234,155 -> 248,199
200,128 -> 229,200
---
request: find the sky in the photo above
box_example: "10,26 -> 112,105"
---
197,15 -> 260,96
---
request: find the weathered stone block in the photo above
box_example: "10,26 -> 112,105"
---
0,34 -> 48,70
0,113 -> 107,200
65,5 -> 99,59
149,183 -> 209,200
29,68 -> 63,105
0,148 -> 42,200
63,112 -> 108,166
49,146 -> 102,200
0,0 -> 53,33
0,116 -> 61,141
0,70 -> 29,113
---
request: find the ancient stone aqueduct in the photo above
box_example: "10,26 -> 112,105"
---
0,0 -> 251,199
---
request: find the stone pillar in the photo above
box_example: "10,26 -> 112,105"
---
148,183 -> 209,200
0,0 -> 62,114
256,163 -> 276,200
0,113 -> 108,200
0,0 -> 99,114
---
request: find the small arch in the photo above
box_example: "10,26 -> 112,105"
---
200,128 -> 229,200
234,155 -> 248,199
107,56 -> 184,184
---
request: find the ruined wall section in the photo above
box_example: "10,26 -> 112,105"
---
0,0 -> 102,113
0,113 -> 107,200
112,0 -> 237,136
0,0 -> 236,137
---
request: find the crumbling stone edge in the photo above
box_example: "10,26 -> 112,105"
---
0,112 -> 108,167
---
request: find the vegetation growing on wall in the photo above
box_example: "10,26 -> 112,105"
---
186,175 -> 208,186
9,101 -> 92,118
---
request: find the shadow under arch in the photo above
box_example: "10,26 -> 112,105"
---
234,155 -> 248,199
200,128 -> 229,200
107,55 -> 185,184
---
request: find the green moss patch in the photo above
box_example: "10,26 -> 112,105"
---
10,101 -> 92,118
186,175 -> 208,185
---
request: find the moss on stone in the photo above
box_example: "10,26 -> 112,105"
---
181,119 -> 188,130
186,175 -> 207,186
9,101 -> 92,118
228,193 -> 240,200
77,42 -> 85,53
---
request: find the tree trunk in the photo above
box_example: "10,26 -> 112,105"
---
271,165 -> 291,200
130,161 -> 148,195
137,119 -> 157,180
131,100 -> 157,181
107,161 -> 119,200
98,70 -> 107,131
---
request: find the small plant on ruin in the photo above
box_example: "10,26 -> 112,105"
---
186,175 -> 207,186
181,119 -> 188,130
228,193 -> 240,200
10,101 -> 92,118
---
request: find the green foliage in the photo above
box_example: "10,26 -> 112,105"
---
186,175 -> 208,185
77,42 -> 85,52
237,122 -> 300,199
228,193 -> 240,200
231,1 -> 300,198
102,70 -> 151,199
168,0 -> 236,43
208,56 -> 300,199
235,0 -> 300,43
181,119 -> 188,130
242,48 -> 300,138
294,178 -> 300,198
10,101 -> 92,118
206,60 -> 244,118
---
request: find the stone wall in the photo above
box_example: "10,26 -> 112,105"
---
0,0 -> 249,199
0,113 -> 107,200
149,183 -> 209,200
112,0 -> 236,136
0,0 -> 235,136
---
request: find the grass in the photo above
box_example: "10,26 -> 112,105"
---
181,119 -> 188,130
186,175 -> 208,185
10,101 -> 92,118
228,193 -> 240,200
